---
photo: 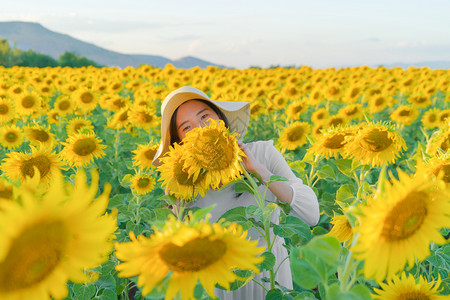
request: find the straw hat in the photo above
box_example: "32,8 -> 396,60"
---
152,86 -> 250,166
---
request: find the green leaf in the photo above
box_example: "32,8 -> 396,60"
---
192,205 -> 215,222
276,200 -> 292,215
97,289 -> 117,299
302,236 -> 340,267
290,248 -> 321,289
218,206 -> 252,230
257,251 -> 276,272
426,244 -> 450,271
293,291 -> 317,300
159,194 -> 178,206
235,180 -> 255,194
317,165 -> 335,180
72,283 -> 96,300
246,205 -> 265,222
335,184 -> 356,209
267,174 -> 289,185
334,159 -> 353,177
266,288 -> 291,300
349,284 -> 372,300
319,192 -> 340,218
273,216 -> 312,246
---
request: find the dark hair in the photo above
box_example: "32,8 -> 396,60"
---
169,99 -> 230,146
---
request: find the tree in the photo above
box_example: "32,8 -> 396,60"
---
58,51 -> 102,68
17,50 -> 59,67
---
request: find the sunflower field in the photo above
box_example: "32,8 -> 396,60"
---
0,64 -> 449,299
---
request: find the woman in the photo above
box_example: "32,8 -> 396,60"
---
152,86 -> 319,299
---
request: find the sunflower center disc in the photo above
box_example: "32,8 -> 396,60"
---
31,129 -> 50,142
137,178 -> 150,188
397,291 -> 430,300
193,134 -> 234,170
287,127 -> 304,142
0,221 -> 68,292
144,148 -> 157,160
382,191 -> 428,241
362,129 -> 393,152
81,92 -> 94,103
323,133 -> 347,149
58,101 -> 70,110
0,104 -> 8,114
6,132 -> 17,142
20,155 -> 52,178
160,237 -> 227,272
0,187 -> 13,200
22,96 -> 35,108
74,138 -> 97,156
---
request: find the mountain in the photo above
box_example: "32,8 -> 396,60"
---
0,21 -> 227,69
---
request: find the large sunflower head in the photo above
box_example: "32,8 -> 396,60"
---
181,119 -> 245,189
158,143 -> 210,200
14,91 -> 42,116
372,272 -> 445,299
343,122 -> 407,167
59,131 -> 107,167
352,168 -> 450,282
24,124 -> 56,148
114,216 -> 264,299
128,106 -> 159,130
0,169 -> 116,299
285,99 -> 308,120
278,121 -> 311,151
53,95 -> 74,116
0,145 -> 63,184
307,125 -> 357,159
0,125 -> 24,150
390,105 -> 420,126
66,117 -> 95,136
72,88 -> 98,113
132,143 -> 159,170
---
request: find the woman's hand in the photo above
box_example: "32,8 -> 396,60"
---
238,141 -> 266,175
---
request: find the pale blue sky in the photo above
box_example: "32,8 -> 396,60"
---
2,0 -> 450,69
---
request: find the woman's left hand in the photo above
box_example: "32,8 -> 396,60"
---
238,142 -> 267,175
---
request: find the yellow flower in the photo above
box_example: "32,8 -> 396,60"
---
0,169 -> 117,300
14,91 -> 42,116
107,107 -> 130,129
352,168 -> 450,282
421,108 -> 441,129
343,122 -> 407,166
53,95 -> 74,116
337,103 -> 364,122
181,119 -> 245,189
311,108 -> 329,125
390,105 -> 420,126
130,173 -> 156,195
307,125 -> 356,159
115,216 -> 264,299
66,117 -> 95,136
158,143 -> 209,200
278,121 -> 311,151
0,98 -> 14,123
24,124 -> 56,148
132,144 -> 159,170
327,214 -> 353,244
72,88 -> 98,113
59,131 -> 107,167
285,99 -> 308,120
0,125 -> 24,149
426,123 -> 450,156
407,94 -> 431,108
372,272 -> 445,299
367,93 -> 390,113
425,152 -> 450,185
128,106 -> 159,130
0,179 -> 13,203
1,146 -> 63,184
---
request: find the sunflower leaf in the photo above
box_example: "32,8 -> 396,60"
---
257,251 -> 276,272
267,174 -> 289,185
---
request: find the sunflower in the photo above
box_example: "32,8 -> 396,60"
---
390,105 -> 420,126
0,179 -> 13,203
337,103 -> 364,122
367,93 -> 390,113
421,108 -> 441,129
107,107 -> 130,129
59,131 -> 107,167
0,169 -> 117,300
72,88 -> 98,113
132,144 -> 159,170
158,143 -> 209,200
130,173 -> 156,195
438,108 -> 450,124
307,125 -> 356,159
128,106 -> 159,130
352,168 -> 450,282
114,216 -> 264,299
425,152 -> 450,185
181,119 -> 245,189
0,146 -> 63,184
343,122 -> 407,167
327,214 -> 353,244
372,272 -> 445,299
278,121 -> 311,151
344,85 -> 362,103
426,124 -> 450,156
325,115 -> 347,129
66,117 -> 95,136
311,108 -> 329,125
53,95 -> 74,115
14,91 -> 42,116
24,124 -> 56,148
285,99 -> 308,120
408,94 -> 431,108
0,98 -> 14,123
0,125 -> 24,149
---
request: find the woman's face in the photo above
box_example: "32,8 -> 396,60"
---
175,100 -> 221,141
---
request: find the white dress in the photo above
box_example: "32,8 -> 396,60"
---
189,140 -> 320,299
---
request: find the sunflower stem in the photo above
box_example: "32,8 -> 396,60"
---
251,278 -> 269,292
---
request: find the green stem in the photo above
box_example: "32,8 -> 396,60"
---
251,278 -> 269,292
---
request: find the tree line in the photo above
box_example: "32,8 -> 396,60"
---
0,39 -> 103,68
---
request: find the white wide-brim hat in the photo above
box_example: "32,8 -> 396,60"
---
152,86 -> 250,166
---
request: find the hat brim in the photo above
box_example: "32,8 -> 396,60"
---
152,86 -> 250,166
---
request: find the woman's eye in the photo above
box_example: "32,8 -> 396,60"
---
182,125 -> 191,132
201,114 -> 209,120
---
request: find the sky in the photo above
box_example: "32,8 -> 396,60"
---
2,0 -> 450,69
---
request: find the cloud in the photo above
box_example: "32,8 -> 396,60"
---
188,39 -> 202,52
224,38 -> 260,54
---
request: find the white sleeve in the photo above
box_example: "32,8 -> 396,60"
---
262,140 -> 320,226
